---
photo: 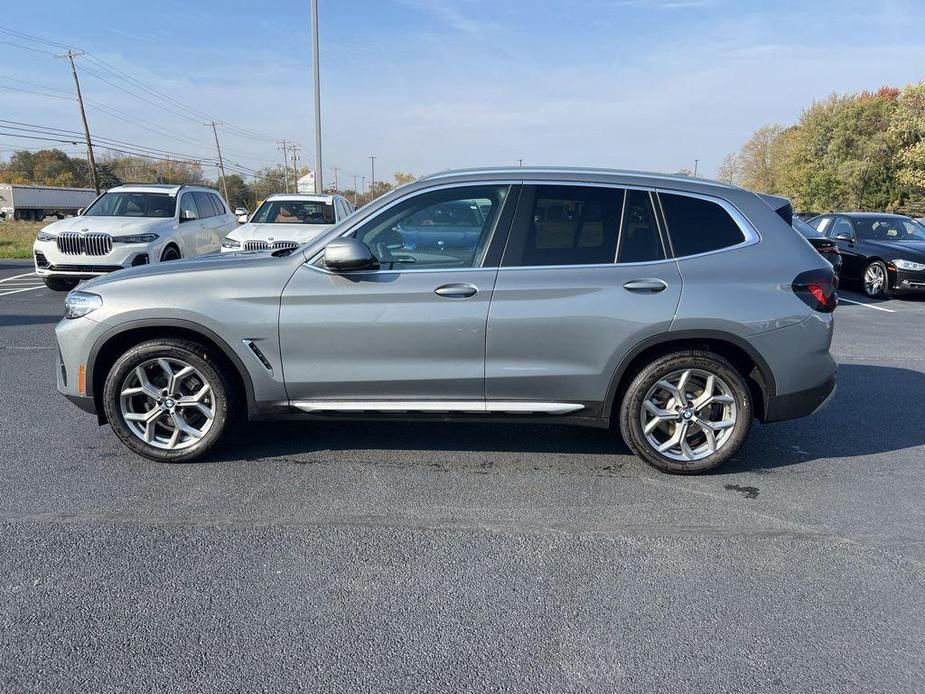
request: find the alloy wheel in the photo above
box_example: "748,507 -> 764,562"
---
119,357 -> 215,450
864,263 -> 885,296
639,368 -> 737,462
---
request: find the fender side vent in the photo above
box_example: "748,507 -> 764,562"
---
243,339 -> 273,374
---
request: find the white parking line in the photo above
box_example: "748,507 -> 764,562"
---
839,297 -> 896,313
0,285 -> 44,297
0,272 -> 38,284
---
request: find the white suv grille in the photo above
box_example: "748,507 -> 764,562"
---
56,232 -> 113,256
243,240 -> 299,251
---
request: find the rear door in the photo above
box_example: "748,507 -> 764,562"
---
485,184 -> 682,414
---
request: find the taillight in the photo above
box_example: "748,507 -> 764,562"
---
792,268 -> 837,312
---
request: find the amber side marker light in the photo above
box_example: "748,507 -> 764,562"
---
78,364 -> 87,395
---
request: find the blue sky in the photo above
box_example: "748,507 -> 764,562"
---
2,0 -> 925,186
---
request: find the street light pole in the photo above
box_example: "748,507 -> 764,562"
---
311,0 -> 323,195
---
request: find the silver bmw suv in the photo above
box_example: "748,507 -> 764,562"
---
55,168 -> 837,473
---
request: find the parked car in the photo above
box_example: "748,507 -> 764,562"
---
33,184 -> 235,291
233,206 -> 249,220
792,216 -> 842,281
221,194 -> 354,252
55,168 -> 836,473
808,212 -> 925,298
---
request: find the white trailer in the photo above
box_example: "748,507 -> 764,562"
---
0,183 -> 99,221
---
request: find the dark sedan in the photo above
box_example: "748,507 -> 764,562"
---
808,212 -> 925,298
792,217 -> 842,281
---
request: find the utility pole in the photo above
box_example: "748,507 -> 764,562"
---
277,140 -> 290,192
311,0 -> 323,194
331,167 -> 339,192
517,159 -> 523,167
369,156 -> 376,197
205,121 -> 230,202
290,145 -> 302,192
352,174 -> 358,205
56,49 -> 100,194
361,176 -> 366,197
693,159 -> 700,177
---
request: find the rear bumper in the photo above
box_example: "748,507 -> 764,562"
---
763,372 -> 836,422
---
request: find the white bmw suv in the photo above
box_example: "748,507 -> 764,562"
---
33,183 -> 236,291
221,193 -> 353,252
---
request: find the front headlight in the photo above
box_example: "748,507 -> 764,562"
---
36,230 -> 57,242
893,258 -> 925,271
64,291 -> 103,319
112,233 -> 160,244
222,237 -> 241,249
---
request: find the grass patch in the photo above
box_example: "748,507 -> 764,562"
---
0,221 -> 43,259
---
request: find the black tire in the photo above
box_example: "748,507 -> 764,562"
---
862,260 -> 891,299
102,338 -> 232,463
160,245 -> 181,261
619,350 -> 752,474
43,276 -> 80,292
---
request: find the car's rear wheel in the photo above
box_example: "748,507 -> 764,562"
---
102,339 -> 231,462
43,277 -> 80,292
619,351 -> 752,474
862,260 -> 891,299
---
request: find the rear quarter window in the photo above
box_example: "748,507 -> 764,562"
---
660,193 -> 745,257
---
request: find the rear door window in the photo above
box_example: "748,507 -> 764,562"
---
505,185 -> 623,266
660,192 -> 745,257
210,194 -> 226,216
193,192 -> 215,219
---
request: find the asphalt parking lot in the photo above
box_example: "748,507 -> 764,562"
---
1,258 -> 923,693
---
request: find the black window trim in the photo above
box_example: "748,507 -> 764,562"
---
655,188 -> 759,261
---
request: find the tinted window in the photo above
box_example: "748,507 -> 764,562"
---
193,192 -> 215,219
352,185 -> 508,270
618,190 -> 665,263
830,218 -> 854,239
210,194 -> 227,216
84,192 -> 175,218
792,217 -> 825,238
854,217 -> 925,242
512,185 -> 623,266
660,193 -> 745,257
179,193 -> 198,220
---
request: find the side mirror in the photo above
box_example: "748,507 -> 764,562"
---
834,232 -> 853,242
323,237 -> 379,271
180,209 -> 197,223
237,214 -> 249,224
77,208 -> 84,216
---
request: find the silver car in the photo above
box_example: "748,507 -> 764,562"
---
55,168 -> 837,473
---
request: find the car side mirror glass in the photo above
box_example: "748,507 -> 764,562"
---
323,237 -> 379,271
180,209 -> 197,223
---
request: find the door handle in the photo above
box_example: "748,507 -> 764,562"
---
434,283 -> 478,298
623,278 -> 668,294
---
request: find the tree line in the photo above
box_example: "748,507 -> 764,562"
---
0,148 -> 416,211
718,81 -> 925,216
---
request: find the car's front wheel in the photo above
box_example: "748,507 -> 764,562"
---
619,351 -> 752,474
862,260 -> 891,299
102,339 -> 231,462
43,277 -> 80,292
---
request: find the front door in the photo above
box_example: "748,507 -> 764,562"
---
279,183 -> 517,407
485,184 -> 682,414
829,216 -> 864,280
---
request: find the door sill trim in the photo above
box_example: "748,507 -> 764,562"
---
290,400 -> 585,415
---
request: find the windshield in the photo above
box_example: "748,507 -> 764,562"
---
793,217 -> 825,238
855,217 -> 925,242
84,192 -> 176,218
251,199 -> 334,225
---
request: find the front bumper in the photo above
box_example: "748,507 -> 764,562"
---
55,314 -> 112,417
34,239 -> 153,278
893,268 -> 925,293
